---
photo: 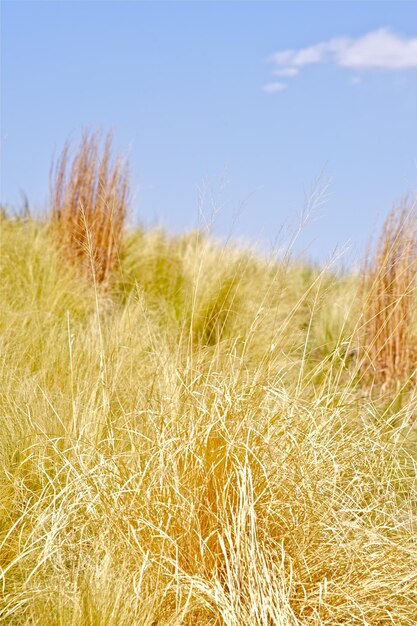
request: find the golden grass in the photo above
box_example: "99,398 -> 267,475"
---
50,130 -> 129,286
0,210 -> 416,625
361,200 -> 417,389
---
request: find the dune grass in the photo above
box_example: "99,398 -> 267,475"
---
50,130 -> 129,286
361,200 -> 417,390
0,208 -> 416,625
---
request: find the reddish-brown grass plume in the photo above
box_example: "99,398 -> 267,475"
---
361,199 -> 417,387
50,130 -> 129,285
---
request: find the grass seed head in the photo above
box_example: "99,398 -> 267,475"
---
50,130 -> 130,286
361,199 -> 417,388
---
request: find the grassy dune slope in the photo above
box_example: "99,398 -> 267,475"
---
1,213 -> 416,625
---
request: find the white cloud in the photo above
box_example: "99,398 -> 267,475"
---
263,81 -> 287,94
270,50 -> 296,66
291,43 -> 328,66
269,37 -> 348,68
266,28 -> 417,90
273,67 -> 299,77
338,29 -> 417,69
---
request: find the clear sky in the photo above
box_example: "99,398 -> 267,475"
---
2,1 -> 417,263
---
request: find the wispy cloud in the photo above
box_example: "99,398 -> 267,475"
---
264,28 -> 417,92
273,67 -> 299,77
263,81 -> 287,94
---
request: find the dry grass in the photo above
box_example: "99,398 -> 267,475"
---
1,208 -> 416,625
50,130 -> 129,286
361,199 -> 417,388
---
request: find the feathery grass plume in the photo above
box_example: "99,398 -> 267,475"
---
50,130 -> 129,286
361,199 -> 417,388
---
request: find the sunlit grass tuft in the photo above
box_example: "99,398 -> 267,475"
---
50,130 -> 129,286
361,199 -> 417,390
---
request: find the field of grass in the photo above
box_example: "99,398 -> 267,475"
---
0,211 -> 416,626
1,137 -> 416,624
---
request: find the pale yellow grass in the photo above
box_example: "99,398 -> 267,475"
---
0,213 -> 416,625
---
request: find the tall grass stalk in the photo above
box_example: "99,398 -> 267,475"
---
361,200 -> 417,388
50,130 -> 129,286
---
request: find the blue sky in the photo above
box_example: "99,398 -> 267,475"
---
2,1 -> 417,263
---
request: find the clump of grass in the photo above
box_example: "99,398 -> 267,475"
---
50,130 -> 129,286
361,200 -> 417,388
